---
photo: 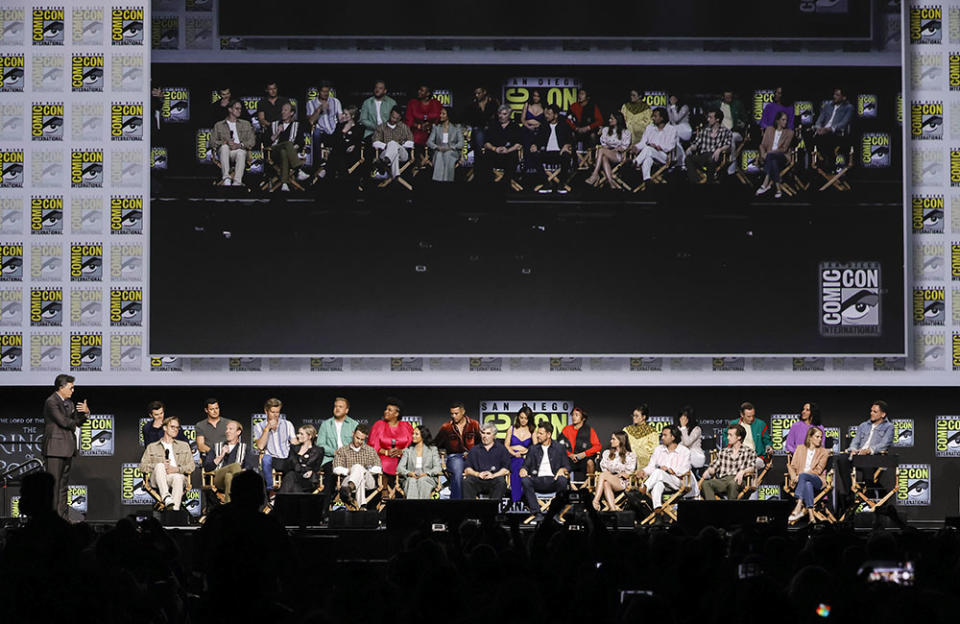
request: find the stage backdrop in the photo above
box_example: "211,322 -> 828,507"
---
1,385 -> 958,523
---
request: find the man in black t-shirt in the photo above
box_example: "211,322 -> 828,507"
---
256,80 -> 290,145
482,105 -> 522,185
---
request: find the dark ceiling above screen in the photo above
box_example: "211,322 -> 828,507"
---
218,0 -> 874,40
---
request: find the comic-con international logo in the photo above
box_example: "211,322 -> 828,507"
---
860,133 -> 890,168
71,150 -> 103,188
149,355 -> 182,372
794,101 -> 814,127
468,357 -> 501,372
79,414 -> 114,456
0,244 -> 24,281
0,289 -> 22,326
70,289 -> 101,326
151,147 -> 167,170
31,54 -> 63,92
228,357 -> 262,372
757,485 -> 781,501
896,464 -> 931,506
69,332 -> 101,371
769,414 -> 798,456
916,331 -> 945,368
953,332 -> 960,370
629,357 -> 663,372
479,400 -> 572,439
110,196 -> 142,234
32,7 -> 64,46
30,333 -> 61,370
111,54 -> 143,92
110,243 -> 142,281
935,415 -> 960,456
71,53 -> 103,92
642,91 -> 667,108
913,195 -> 944,233
0,9 -> 25,46
910,6 -> 942,44
196,128 -> 212,163
111,102 -> 143,141
549,357 -> 582,372
0,103 -> 22,140
70,243 -> 103,282
502,77 -> 581,119
27,243 -> 58,281
0,333 -> 23,371
111,7 -> 144,46
857,94 -> 878,119
120,463 -> 153,504
161,88 -> 190,123
109,287 -> 141,326
152,16 -> 178,49
739,149 -> 761,174
752,89 -> 775,122
0,150 -> 25,188
0,54 -> 25,93
30,287 -> 62,326
30,196 -> 63,234
891,419 -> 915,448
71,196 -> 102,234
819,262 -> 881,336
68,485 -> 88,514
952,242 -> 960,281
951,53 -> 960,91
31,103 -> 63,141
72,7 -> 103,44
911,101 -> 943,140
913,286 -> 945,325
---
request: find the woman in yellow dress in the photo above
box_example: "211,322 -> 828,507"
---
624,404 -> 659,471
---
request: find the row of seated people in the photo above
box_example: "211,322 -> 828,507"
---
201,79 -> 857,193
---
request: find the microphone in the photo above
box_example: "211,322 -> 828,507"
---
164,448 -> 170,460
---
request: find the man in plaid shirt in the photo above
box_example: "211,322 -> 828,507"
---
701,423 -> 756,500
685,109 -> 732,183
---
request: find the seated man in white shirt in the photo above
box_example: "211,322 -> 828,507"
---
211,99 -> 256,187
372,108 -> 415,180
138,417 -> 196,510
251,397 -> 297,499
332,425 -> 382,508
637,425 -> 691,508
630,107 -> 677,181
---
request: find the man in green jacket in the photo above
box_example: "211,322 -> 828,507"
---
317,396 -> 358,487
360,80 -> 398,139
720,402 -> 772,470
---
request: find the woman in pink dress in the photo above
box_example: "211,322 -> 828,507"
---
369,397 -> 414,496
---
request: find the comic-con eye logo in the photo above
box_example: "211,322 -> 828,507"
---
951,53 -> 960,92
111,103 -> 143,140
0,9 -> 26,46
161,88 -> 190,123
72,8 -> 103,44
893,419 -> 915,448
857,94 -> 878,118
819,262 -> 881,336
0,150 -> 25,188
1,54 -> 25,92
196,128 -> 212,163
69,333 -> 101,371
70,244 -> 103,282
936,415 -> 960,455
71,150 -> 103,188
120,463 -> 153,504
30,196 -> 63,234
152,17 -> 178,49
0,333 -> 23,371
30,333 -> 61,370
913,195 -> 944,233
861,133 -> 890,168
751,89 -> 775,121
70,289 -> 102,326
897,464 -> 931,506
913,286 -> 945,325
79,415 -> 114,456
68,485 -> 88,513
71,54 -> 103,92
794,101 -> 814,127
110,196 -> 142,234
0,244 -> 24,281
109,288 -> 141,326
911,102 -> 943,140
30,288 -> 62,326
151,147 -> 168,171
111,8 -> 143,45
31,103 -> 63,141
910,6 -> 942,44
32,8 -> 64,46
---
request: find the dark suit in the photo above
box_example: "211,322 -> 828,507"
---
520,443 -> 572,514
43,391 -> 86,518
280,444 -> 325,493
531,121 -> 574,186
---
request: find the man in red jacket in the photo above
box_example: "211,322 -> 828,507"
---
405,85 -> 442,164
560,407 -> 601,481
567,88 -> 603,150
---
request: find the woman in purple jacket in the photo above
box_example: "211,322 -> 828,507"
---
784,402 -> 826,454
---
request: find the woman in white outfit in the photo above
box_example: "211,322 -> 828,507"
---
591,430 -> 636,511
585,112 -> 631,190
667,93 -> 692,167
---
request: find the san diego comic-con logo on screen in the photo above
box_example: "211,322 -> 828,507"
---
109,287 -> 142,326
913,286 -> 945,325
0,149 -> 25,188
794,101 -> 814,127
152,16 -> 178,49
32,7 -> 64,46
161,87 -> 190,123
70,289 -> 102,327
502,78 -> 581,120
757,485 -> 781,501
0,243 -> 24,281
110,195 -> 142,234
479,400 -> 572,440
151,147 -> 167,170
911,101 -> 943,140
950,52 -> 960,92
1,54 -> 26,93
73,6 -> 103,45
79,414 -> 114,456
195,128 -> 212,163
149,356 -> 183,372
72,53 -> 103,93
111,7 -> 143,46
68,485 -> 88,514
818,262 -> 881,336
112,54 -> 143,92
953,241 -> 960,281
71,149 -> 103,188
0,289 -> 23,327
857,94 -> 877,118
120,463 -> 153,505
911,5 -> 942,44
30,287 -> 62,327
71,196 -> 103,235
913,195 -> 944,233
953,332 -> 960,371
31,54 -> 63,93
31,333 -> 62,371
897,464 -> 931,506
0,9 -> 25,46
70,243 -> 103,282
752,89 -> 775,122
892,419 -> 915,448
69,332 -> 102,372
31,102 -> 63,142
0,332 -> 23,371
29,243 -> 59,282
861,133 -> 890,168
30,195 -> 63,235
111,102 -> 143,141
110,243 -> 142,281
769,414 -> 798,456
935,415 -> 960,456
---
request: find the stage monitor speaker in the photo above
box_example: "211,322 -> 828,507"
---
677,499 -> 793,533
274,493 -> 326,527
159,508 -> 190,527
599,510 -> 636,529
384,500 -> 500,532
328,509 -> 379,529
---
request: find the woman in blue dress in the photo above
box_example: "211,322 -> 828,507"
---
505,406 -> 535,502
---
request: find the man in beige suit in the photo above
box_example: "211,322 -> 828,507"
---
211,99 -> 256,187
139,416 -> 196,510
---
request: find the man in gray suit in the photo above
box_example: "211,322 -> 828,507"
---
43,374 -> 90,519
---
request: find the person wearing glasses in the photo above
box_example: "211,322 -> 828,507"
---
139,416 -> 195,510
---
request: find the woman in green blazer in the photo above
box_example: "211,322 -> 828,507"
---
426,108 -> 464,182
397,426 -> 442,499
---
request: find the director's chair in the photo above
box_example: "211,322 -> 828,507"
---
782,452 -> 837,524
640,471 -> 693,525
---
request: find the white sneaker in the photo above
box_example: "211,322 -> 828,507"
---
788,510 -> 804,523
222,177 -> 231,186
296,170 -> 310,181
755,185 -> 768,196
281,183 -> 290,192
